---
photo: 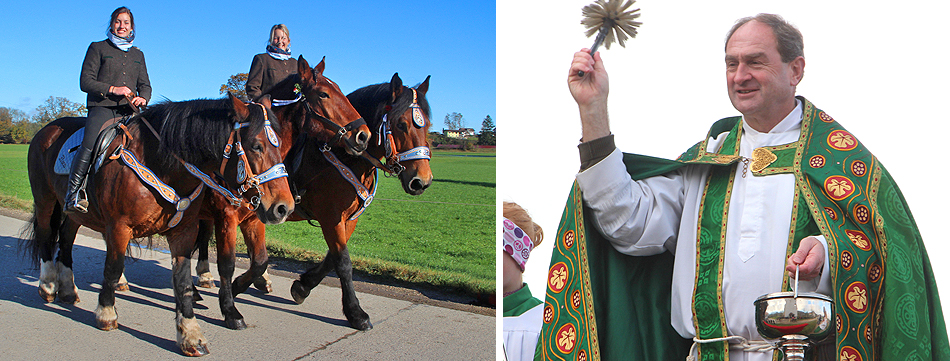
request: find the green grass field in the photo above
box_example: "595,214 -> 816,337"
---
0,144 -> 496,295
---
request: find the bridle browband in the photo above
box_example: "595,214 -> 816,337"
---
360,87 -> 431,176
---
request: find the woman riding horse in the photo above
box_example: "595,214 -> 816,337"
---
68,6 -> 151,213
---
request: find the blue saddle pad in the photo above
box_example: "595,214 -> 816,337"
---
54,129 -> 84,175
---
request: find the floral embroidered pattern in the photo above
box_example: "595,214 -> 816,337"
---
841,346 -> 862,361
556,323 -> 577,353
846,282 -> 869,313
846,230 -> 873,251
851,160 -> 867,177
824,207 -> 838,221
577,349 -> 588,361
828,130 -> 858,151
825,176 -> 855,200
572,290 -> 582,310
564,230 -> 575,249
841,250 -> 854,270
809,155 -> 825,168
543,305 -> 554,323
854,204 -> 870,224
869,263 -> 882,283
819,111 -> 835,123
549,262 -> 569,293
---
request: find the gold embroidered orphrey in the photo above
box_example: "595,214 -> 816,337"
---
749,147 -> 777,173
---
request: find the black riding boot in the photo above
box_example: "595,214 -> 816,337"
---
64,146 -> 93,213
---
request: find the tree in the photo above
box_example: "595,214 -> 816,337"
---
0,107 -> 26,143
31,96 -> 86,125
477,115 -> 495,146
444,112 -> 464,130
220,73 -> 249,102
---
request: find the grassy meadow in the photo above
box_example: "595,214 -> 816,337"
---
0,144 -> 495,295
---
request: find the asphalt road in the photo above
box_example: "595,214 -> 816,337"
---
0,212 -> 496,360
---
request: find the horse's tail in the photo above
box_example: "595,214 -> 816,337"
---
18,212 -> 40,269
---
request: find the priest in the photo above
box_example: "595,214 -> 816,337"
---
536,13 -> 949,361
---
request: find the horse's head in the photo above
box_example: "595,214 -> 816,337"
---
297,56 -> 370,155
224,92 -> 294,224
351,73 -> 433,195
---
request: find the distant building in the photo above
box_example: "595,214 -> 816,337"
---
443,128 -> 476,138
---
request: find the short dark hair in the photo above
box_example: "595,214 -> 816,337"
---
109,7 -> 135,33
725,13 -> 803,63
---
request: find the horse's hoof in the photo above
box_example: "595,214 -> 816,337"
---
253,278 -> 272,294
196,273 -> 215,289
352,319 -> 373,331
225,317 -> 247,330
290,280 -> 309,305
115,283 -> 130,292
347,313 -> 373,331
97,319 -> 118,331
39,288 -> 56,303
181,344 -> 210,357
58,293 -> 80,304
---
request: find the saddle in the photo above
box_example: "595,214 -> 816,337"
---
54,116 -> 129,177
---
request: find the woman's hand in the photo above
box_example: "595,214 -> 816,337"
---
110,86 -> 133,97
130,96 -> 147,107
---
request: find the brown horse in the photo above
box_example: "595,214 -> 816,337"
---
23,93 -> 293,356
193,56 -> 371,330
195,73 -> 432,331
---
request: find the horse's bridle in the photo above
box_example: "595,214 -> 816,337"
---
363,87 -> 431,176
218,102 -> 289,210
304,101 -> 366,154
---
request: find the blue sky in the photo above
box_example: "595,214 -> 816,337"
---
0,1 -> 495,130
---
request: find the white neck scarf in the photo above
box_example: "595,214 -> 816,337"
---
107,29 -> 134,52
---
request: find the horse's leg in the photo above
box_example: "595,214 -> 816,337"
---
336,246 -> 372,330
233,218 -> 270,294
54,216 -> 82,304
194,220 -> 215,289
290,250 -> 337,305
172,254 -> 211,356
169,226 -> 210,356
253,270 -> 273,293
115,273 -> 129,292
212,216 -> 245,330
95,226 -> 131,331
35,203 -> 61,303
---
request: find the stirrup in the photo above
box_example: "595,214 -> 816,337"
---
65,189 -> 89,213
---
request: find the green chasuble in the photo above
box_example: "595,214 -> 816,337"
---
535,97 -> 950,361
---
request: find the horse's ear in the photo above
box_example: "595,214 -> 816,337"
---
229,92 -> 250,120
298,55 -> 312,83
416,75 -> 431,97
314,56 -> 326,77
390,73 -> 403,103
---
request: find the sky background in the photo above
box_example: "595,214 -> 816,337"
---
0,1 -> 495,130
499,0 -> 950,335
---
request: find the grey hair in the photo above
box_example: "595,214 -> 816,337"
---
725,14 -> 803,63
268,24 -> 290,46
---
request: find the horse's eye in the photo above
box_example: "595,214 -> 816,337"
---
319,92 -> 330,99
252,143 -> 264,153
396,122 -> 408,132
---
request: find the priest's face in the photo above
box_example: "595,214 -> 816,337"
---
725,20 -> 803,128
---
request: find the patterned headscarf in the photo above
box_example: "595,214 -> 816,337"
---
502,217 -> 534,271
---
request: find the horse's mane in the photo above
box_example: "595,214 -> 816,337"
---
346,82 -> 431,131
140,98 -> 265,171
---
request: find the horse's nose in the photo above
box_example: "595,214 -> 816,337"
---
408,176 -> 430,194
356,130 -> 369,150
274,203 -> 290,220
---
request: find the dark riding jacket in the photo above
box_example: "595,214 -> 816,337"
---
80,40 -> 152,108
246,53 -> 297,101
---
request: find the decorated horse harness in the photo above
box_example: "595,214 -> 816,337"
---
110,102 -> 288,228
